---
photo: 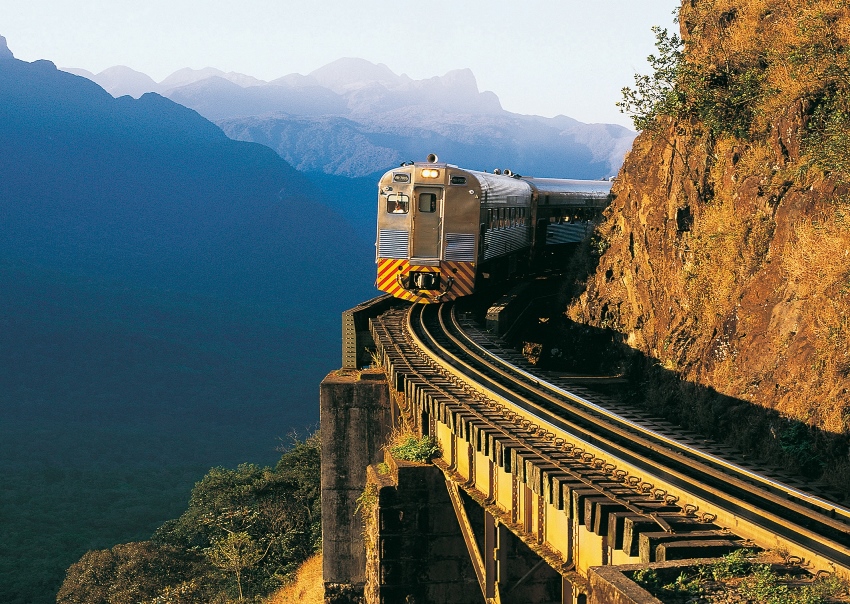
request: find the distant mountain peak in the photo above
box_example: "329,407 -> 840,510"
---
0,35 -> 14,60
308,58 -> 406,93
94,65 -> 160,98
159,67 -> 266,91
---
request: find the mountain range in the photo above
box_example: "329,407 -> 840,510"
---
0,36 -> 375,604
0,30 -> 635,602
62,58 -> 637,179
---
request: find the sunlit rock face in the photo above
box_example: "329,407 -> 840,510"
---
570,0 -> 850,437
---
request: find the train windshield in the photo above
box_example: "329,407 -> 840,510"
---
386,193 -> 409,214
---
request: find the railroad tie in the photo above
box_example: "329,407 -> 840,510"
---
639,530 -> 738,563
654,539 -> 749,562
621,515 -> 720,557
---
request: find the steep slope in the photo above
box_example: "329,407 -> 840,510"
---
0,55 -> 372,313
0,34 -> 13,60
569,0 -> 850,486
0,52 -> 374,604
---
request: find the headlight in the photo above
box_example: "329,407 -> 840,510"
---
422,169 -> 440,178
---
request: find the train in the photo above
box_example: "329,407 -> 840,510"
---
375,154 -> 613,303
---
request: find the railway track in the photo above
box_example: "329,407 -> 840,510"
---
371,298 -> 850,574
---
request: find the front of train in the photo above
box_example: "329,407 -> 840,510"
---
375,155 -> 480,303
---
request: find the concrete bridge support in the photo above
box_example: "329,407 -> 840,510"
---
362,455 -> 482,603
321,370 -> 393,603
320,367 -> 614,603
360,453 -> 568,604
319,365 -> 668,603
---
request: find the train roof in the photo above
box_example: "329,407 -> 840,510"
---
465,169 -> 612,200
521,177 -> 613,197
396,160 -> 613,200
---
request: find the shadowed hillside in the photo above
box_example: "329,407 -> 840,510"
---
0,45 -> 374,604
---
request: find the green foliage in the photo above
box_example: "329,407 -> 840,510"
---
589,234 -> 610,258
58,433 -> 322,604
56,542 -> 202,604
389,435 -> 440,463
740,565 -> 793,604
139,581 -> 203,604
205,532 -> 268,602
632,567 -> 660,591
806,97 -> 850,183
632,566 -> 703,599
618,26 -> 684,132
662,572 -> 703,596
620,21 -> 766,138
355,482 -> 378,519
633,551 -> 849,604
708,547 -> 756,580
778,422 -> 824,475
685,64 -> 767,139
735,564 -> 850,604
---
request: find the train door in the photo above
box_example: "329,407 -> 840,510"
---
411,186 -> 443,259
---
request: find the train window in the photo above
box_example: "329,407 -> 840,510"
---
418,192 -> 437,213
393,173 -> 410,183
450,175 -> 467,185
387,193 -> 409,214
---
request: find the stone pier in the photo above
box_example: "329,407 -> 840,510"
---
321,369 -> 393,603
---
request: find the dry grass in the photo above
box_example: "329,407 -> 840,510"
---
781,205 -> 850,431
682,0 -> 850,112
264,554 -> 323,604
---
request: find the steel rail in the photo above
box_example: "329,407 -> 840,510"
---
404,301 -> 850,571
404,304 -> 678,523
438,303 -> 850,563
451,305 -> 850,526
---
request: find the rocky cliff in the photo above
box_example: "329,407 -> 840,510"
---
569,0 -> 850,484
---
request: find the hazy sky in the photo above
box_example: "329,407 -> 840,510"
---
2,0 -> 679,127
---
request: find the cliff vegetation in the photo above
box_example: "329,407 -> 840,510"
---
56,434 -> 320,604
569,0 -> 850,493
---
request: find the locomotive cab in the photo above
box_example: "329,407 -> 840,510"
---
376,156 -> 480,303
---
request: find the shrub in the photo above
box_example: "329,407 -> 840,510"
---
59,433 -> 322,603
389,435 -> 440,463
708,548 -> 756,580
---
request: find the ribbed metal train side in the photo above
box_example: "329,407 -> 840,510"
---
375,160 -> 613,303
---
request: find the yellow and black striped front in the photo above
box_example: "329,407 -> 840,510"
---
376,259 -> 476,303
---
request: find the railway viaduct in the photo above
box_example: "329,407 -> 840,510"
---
319,291 -> 850,604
